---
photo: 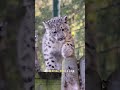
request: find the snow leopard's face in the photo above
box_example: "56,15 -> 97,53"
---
43,16 -> 70,41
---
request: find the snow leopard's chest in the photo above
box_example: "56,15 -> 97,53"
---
42,33 -> 65,52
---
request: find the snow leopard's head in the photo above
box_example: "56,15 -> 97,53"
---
43,16 -> 70,41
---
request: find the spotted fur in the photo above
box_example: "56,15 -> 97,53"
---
42,16 -> 74,71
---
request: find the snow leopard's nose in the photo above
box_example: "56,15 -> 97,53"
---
58,37 -> 65,41
58,38 -> 63,41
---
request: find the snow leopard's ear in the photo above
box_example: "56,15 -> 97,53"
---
42,21 -> 49,29
63,16 -> 68,24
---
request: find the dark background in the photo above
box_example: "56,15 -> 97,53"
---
86,0 -> 120,90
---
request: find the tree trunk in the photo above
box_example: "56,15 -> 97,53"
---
17,0 -> 35,90
35,47 -> 41,72
106,69 -> 120,90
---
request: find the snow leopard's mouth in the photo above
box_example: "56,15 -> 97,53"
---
58,37 -> 65,41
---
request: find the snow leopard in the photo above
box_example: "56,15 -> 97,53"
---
42,16 -> 74,71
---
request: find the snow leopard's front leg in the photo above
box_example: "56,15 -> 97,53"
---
61,43 -> 80,90
44,52 -> 62,72
42,36 -> 63,71
79,56 -> 85,90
